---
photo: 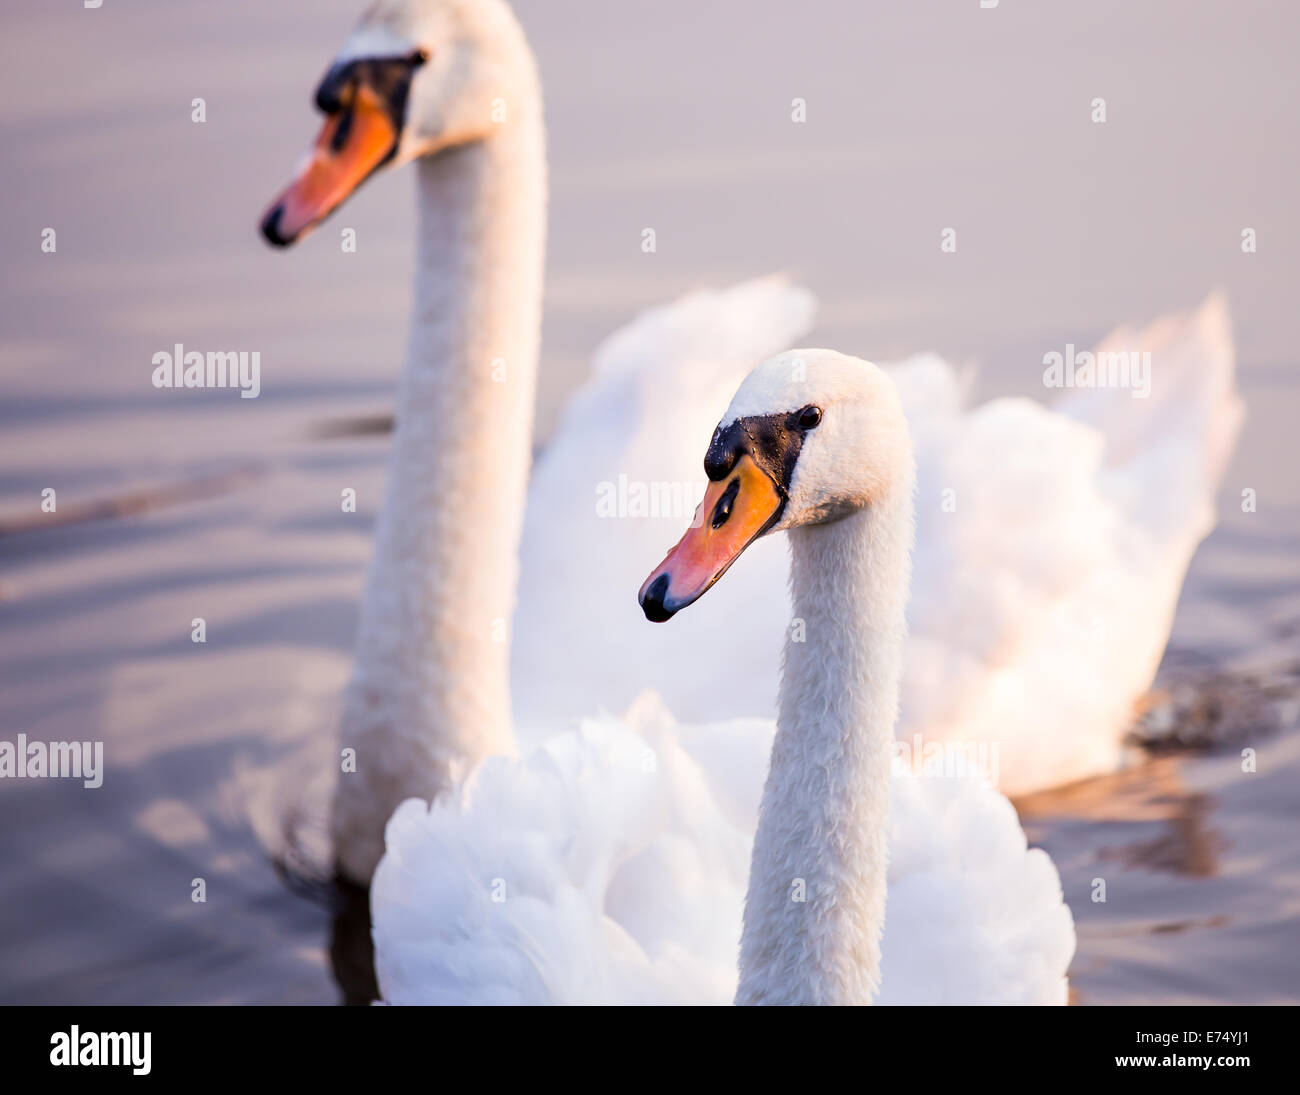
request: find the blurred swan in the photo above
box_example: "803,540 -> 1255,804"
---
260,0 -> 1241,883
374,352 -> 1075,1005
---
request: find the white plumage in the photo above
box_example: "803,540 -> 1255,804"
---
265,0 -> 1238,1002
512,287 -> 1241,793
372,282 -> 1232,1004
375,348 -> 1078,1005
375,704 -> 1075,1004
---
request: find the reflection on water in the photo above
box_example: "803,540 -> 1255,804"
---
1021,757 -> 1224,878
0,466 -> 265,537
328,877 -> 378,1007
1114,789 -> 1221,878
270,801 -> 377,1006
1132,659 -> 1300,755
1015,658 -> 1300,1004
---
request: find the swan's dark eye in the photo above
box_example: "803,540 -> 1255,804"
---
711,476 -> 740,529
798,405 -> 822,430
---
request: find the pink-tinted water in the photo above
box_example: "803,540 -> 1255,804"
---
1,1 -> 1297,1003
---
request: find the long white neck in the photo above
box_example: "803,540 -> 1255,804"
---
735,478 -> 914,1005
331,98 -> 546,884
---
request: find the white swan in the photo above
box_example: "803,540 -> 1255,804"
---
516,292 -> 1242,798
262,0 -> 548,881
373,351 -> 1075,1004
260,0 -> 1241,884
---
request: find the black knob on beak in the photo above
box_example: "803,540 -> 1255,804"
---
260,203 -> 291,247
640,573 -> 674,622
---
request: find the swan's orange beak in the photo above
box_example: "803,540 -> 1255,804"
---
638,454 -> 784,622
260,83 -> 399,247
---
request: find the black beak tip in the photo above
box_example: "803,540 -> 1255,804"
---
640,573 -> 675,623
260,204 -> 293,248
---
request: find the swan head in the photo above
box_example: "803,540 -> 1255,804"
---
639,349 -> 910,622
260,0 -> 536,246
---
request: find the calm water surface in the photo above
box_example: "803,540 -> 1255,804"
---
1,1 -> 1297,1004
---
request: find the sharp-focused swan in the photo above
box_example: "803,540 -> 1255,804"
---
373,352 -> 1075,1005
518,292 -> 1242,798
260,0 -> 1242,884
